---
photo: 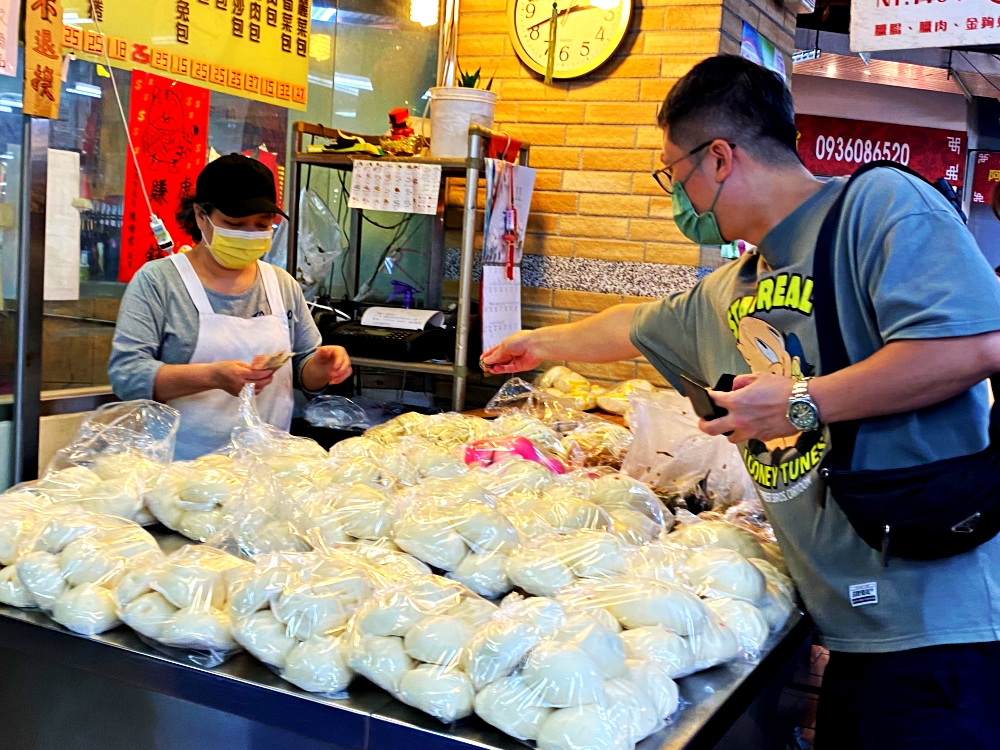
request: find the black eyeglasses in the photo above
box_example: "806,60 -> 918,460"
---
652,140 -> 736,195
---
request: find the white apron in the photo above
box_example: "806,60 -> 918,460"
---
168,253 -> 294,460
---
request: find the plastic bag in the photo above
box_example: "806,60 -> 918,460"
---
595,380 -> 655,416
143,453 -> 245,542
9,509 -> 161,635
115,544 -> 251,666
489,414 -> 569,459
343,574 -> 482,721
470,594 -> 677,749
622,390 -> 756,511
485,378 -> 596,434
304,396 -> 370,430
47,400 -> 180,469
502,530 -> 629,597
270,188 -> 346,300
560,422 -> 634,470
227,549 -> 379,694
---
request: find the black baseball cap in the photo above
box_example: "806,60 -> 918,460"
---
195,153 -> 288,219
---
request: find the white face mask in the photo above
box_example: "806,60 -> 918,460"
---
204,221 -> 274,269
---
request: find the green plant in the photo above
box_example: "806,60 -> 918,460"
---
457,65 -> 495,91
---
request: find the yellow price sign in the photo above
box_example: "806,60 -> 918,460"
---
61,0 -> 311,110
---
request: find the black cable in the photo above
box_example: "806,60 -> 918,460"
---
361,214 -> 410,230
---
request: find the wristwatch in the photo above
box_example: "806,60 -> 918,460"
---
787,378 -> 822,432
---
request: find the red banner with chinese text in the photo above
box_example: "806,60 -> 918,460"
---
796,114 -> 967,186
971,152 -> 1000,205
119,70 -> 209,283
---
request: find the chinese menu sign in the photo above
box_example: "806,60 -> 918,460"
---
62,0 -> 311,110
24,0 -> 63,118
119,71 -> 209,283
851,0 -> 1000,51
796,114 -> 967,186
0,0 -> 21,76
971,152 -> 1000,206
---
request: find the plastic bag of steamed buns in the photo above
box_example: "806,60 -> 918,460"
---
227,550 -> 374,694
0,505 -> 162,635
114,544 -> 252,664
469,594 -> 679,750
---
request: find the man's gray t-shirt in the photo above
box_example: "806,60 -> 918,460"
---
109,257 -> 323,401
631,169 -> 1000,652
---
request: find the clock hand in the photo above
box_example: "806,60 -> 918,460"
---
526,2 -> 598,31
561,1 -> 577,26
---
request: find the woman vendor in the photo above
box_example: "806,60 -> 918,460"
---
109,154 -> 352,459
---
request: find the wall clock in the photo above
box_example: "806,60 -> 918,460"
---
507,0 -> 633,80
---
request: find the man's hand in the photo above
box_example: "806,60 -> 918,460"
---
699,372 -> 797,444
303,346 -> 353,390
481,330 -> 546,374
212,360 -> 274,397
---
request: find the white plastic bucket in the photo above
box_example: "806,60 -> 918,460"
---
429,86 -> 498,159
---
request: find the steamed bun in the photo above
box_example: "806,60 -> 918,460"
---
233,609 -> 298,668
537,705 -> 627,750
462,619 -> 539,690
706,598 -> 769,654
620,626 -> 694,678
449,551 -> 511,599
605,578 -> 709,635
51,583 -> 120,635
0,565 -> 35,608
504,547 -> 576,597
670,521 -> 765,560
685,548 -> 766,603
623,659 -> 679,719
521,641 -> 605,707
604,677 -> 660,741
398,664 -> 475,722
474,674 -> 553,741
282,635 -> 353,694
554,611 -> 626,679
403,614 -> 474,665
344,635 -> 413,693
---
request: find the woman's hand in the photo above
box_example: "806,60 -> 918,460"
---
481,330 -> 547,375
212,360 -> 275,397
302,345 -> 353,391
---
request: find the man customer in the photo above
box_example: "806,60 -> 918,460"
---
482,55 -> 1000,748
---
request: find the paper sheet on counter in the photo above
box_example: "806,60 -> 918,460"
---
360,307 -> 445,331
44,148 -> 81,301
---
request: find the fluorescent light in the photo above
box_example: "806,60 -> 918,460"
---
409,0 -> 438,26
334,111 -> 357,118
67,82 -> 102,98
335,73 -> 372,91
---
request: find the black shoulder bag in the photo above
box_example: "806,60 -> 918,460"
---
813,161 -> 1000,564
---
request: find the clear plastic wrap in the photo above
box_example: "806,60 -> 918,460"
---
8,509 -> 161,635
489,414 -> 569,460
469,594 -> 678,750
29,400 -> 182,526
560,422 -> 633,470
683,548 -> 767,604
364,412 -> 492,450
622,390 -> 757,511
115,544 -> 251,666
226,550 -> 379,693
595,380 -> 656,416
485,378 -> 597,434
343,574 -> 483,722
501,530 -> 634,598
143,453 -> 245,542
667,518 -> 767,560
303,396 -> 369,430
391,489 -> 519,578
296,483 -> 398,551
585,472 -> 673,545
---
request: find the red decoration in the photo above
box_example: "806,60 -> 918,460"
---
796,114 -> 967,186
119,70 -> 210,282
971,152 -> 1000,205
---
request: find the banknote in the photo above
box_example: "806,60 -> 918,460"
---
250,352 -> 292,371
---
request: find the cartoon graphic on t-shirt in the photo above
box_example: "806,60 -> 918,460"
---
736,316 -> 802,451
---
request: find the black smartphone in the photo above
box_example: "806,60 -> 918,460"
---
679,374 -> 728,421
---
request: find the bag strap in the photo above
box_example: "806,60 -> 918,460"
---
813,160 -> 953,470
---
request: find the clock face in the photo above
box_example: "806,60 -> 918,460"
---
508,0 -> 632,79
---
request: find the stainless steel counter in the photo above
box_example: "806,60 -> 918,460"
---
0,530 -> 811,750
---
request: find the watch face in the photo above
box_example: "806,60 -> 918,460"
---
789,400 -> 818,431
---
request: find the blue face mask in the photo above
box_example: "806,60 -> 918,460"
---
671,151 -> 728,246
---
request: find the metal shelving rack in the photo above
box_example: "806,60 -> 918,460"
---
287,122 -> 530,411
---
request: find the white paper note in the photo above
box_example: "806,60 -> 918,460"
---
481,266 -> 522,351
361,306 -> 445,331
0,0 -> 20,76
44,149 -> 81,301
482,162 -> 536,266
